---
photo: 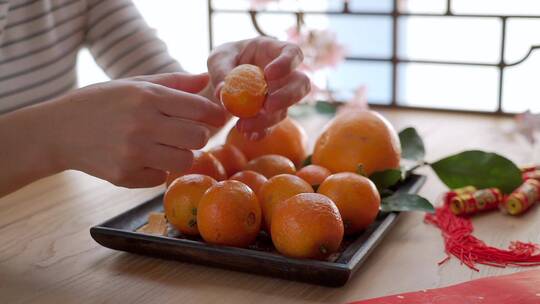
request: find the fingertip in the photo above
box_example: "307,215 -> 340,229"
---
265,45 -> 303,81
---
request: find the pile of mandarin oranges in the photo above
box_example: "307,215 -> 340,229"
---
163,64 -> 401,260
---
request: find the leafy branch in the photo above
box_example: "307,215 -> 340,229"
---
374,127 -> 523,213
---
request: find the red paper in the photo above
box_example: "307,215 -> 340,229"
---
350,269 -> 540,304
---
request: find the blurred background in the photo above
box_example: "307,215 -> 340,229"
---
77,0 -> 540,114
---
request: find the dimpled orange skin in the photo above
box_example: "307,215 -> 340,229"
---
312,110 -> 401,176
229,170 -> 268,197
163,174 -> 217,235
209,144 -> 248,177
296,165 -> 332,187
258,174 -> 313,231
318,172 -> 381,235
244,154 -> 296,179
197,180 -> 261,247
226,117 -> 308,167
271,193 -> 344,260
166,151 -> 227,187
221,64 -> 268,118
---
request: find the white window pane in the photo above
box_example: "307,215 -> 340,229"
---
400,0 -> 446,14
304,15 -> 392,58
398,63 -> 499,111
348,0 -> 392,12
297,0 -> 343,11
505,19 -> 540,63
133,0 -> 209,73
211,0 -> 342,11
398,17 -> 501,64
212,13 -> 256,47
452,0 -> 540,15
502,55 -> 540,113
328,62 -> 392,104
212,0 -> 250,10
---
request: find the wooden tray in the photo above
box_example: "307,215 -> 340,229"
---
91,174 -> 426,287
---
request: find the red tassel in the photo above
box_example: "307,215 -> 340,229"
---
424,204 -> 540,271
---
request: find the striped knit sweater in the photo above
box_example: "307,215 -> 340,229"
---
0,0 -> 183,114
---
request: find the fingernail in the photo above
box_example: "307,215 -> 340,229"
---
258,128 -> 270,140
245,132 -> 257,141
248,129 -> 270,141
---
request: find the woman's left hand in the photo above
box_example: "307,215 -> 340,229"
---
207,37 -> 310,139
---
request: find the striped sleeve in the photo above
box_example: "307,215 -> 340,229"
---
84,0 -> 183,79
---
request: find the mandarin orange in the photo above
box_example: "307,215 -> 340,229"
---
244,154 -> 296,178
318,172 -> 380,235
197,180 -> 261,247
166,151 -> 226,186
221,64 -> 268,118
229,170 -> 268,197
312,110 -> 401,176
209,144 -> 247,177
271,193 -> 344,259
258,174 -> 313,231
163,174 -> 217,235
296,164 -> 331,187
226,117 -> 308,167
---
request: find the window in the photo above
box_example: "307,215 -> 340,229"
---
77,0 -> 540,113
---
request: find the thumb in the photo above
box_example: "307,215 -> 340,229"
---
134,72 -> 210,93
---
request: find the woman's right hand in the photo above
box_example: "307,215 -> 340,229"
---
41,72 -> 226,188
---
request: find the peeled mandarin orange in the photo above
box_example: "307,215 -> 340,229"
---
197,180 -> 261,247
226,117 -> 308,167
296,164 -> 332,187
166,151 -> 226,186
220,64 -> 268,118
244,154 -> 296,178
258,174 -> 313,231
163,174 -> 217,235
312,110 -> 401,176
271,193 -> 344,260
318,172 -> 380,235
209,144 -> 247,177
229,170 -> 268,197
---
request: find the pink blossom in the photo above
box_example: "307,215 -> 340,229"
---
249,0 -> 279,9
515,110 -> 540,144
337,86 -> 369,114
287,27 -> 346,71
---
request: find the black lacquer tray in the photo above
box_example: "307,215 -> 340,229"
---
91,174 -> 426,287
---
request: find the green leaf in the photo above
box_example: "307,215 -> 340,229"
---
380,193 -> 434,213
379,189 -> 395,198
399,127 -> 426,161
302,155 -> 312,167
369,169 -> 402,191
315,101 -> 337,115
430,150 -> 523,194
356,164 -> 366,176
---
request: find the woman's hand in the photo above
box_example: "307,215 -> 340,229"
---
207,37 -> 310,139
0,73 -> 227,196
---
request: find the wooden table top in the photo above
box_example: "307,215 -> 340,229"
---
2,108 -> 540,303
